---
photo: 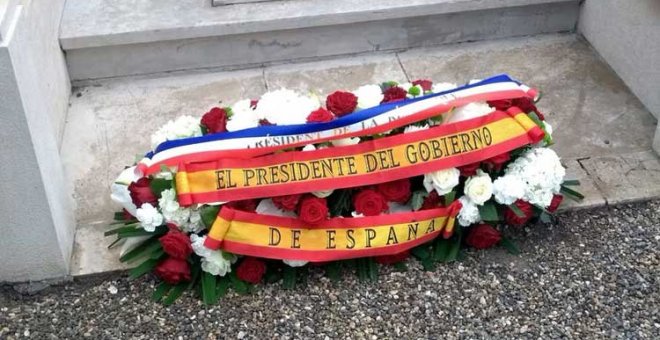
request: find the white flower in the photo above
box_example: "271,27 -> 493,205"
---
158,188 -> 191,227
254,89 -> 320,126
331,137 -> 360,147
457,196 -> 480,227
353,84 -> 384,109
388,202 -> 413,214
504,148 -> 566,208
423,168 -> 460,195
351,211 -> 364,218
432,82 -> 457,93
302,144 -> 316,152
446,102 -> 494,123
135,203 -> 163,232
256,199 -> 296,217
283,259 -> 308,267
154,171 -> 173,180
201,251 -> 233,276
227,99 -> 259,132
181,209 -> 204,233
110,166 -> 141,216
190,234 -> 212,258
492,175 -> 526,205
312,189 -> 334,198
150,115 -> 202,150
404,124 -> 429,134
464,169 -> 493,205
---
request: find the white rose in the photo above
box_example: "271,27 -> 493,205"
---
331,137 -> 360,147
283,259 -> 308,267
432,82 -> 457,94
353,84 -> 384,109
464,169 -> 493,205
457,196 -> 480,227
446,102 -> 494,123
492,175 -> 525,205
423,168 -> 460,195
227,99 -> 259,132
135,203 -> 163,232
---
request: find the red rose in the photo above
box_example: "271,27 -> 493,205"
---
297,195 -> 329,225
128,178 -> 157,207
458,162 -> 481,177
225,199 -> 259,212
306,108 -> 335,123
259,118 -> 275,126
547,194 -> 563,213
420,191 -> 442,210
381,86 -> 408,103
154,257 -> 191,284
353,189 -> 388,216
484,152 -> 511,172
159,229 -> 193,260
376,179 -> 411,204
122,209 -> 134,220
250,99 -> 258,109
326,91 -> 358,116
272,194 -> 302,211
504,200 -> 534,226
375,250 -> 410,264
487,99 -> 513,111
236,257 -> 267,284
412,79 -> 433,92
465,224 -> 501,249
512,97 -> 545,120
200,107 -> 228,134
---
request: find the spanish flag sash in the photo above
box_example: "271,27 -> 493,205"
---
176,108 -> 544,205
203,201 -> 462,261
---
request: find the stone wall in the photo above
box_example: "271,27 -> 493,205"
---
0,0 -> 73,281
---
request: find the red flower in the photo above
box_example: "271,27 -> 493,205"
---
154,258 -> 191,284
272,194 -> 302,211
200,107 -> 228,134
412,79 -> 433,92
381,86 -> 408,103
250,99 -> 258,109
504,200 -> 534,226
353,189 -> 388,216
326,91 -> 358,117
484,152 -> 511,172
159,229 -> 193,260
297,195 -> 329,225
487,99 -> 513,111
236,257 -> 267,284
122,209 -> 134,220
420,191 -> 442,210
306,108 -> 335,123
128,178 -> 157,207
375,250 -> 410,264
258,118 -> 275,126
547,194 -> 563,213
376,179 -> 411,204
225,199 -> 259,212
513,97 -> 545,120
465,224 -> 501,249
458,162 -> 481,177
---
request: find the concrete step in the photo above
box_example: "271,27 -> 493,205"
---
60,33 -> 660,276
59,0 -> 579,81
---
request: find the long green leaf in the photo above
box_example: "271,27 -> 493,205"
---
500,237 -> 521,255
367,258 -> 378,282
478,202 -> 500,222
129,258 -> 160,279
200,205 -> 221,229
508,203 -> 526,218
162,282 -> 188,306
560,185 -> 585,200
562,179 -> 581,186
324,262 -> 342,282
119,237 -> 161,263
152,282 -> 172,302
216,277 -> 230,298
433,238 -> 451,262
282,267 -> 297,289
411,245 -> 431,260
201,272 -> 217,305
150,178 -> 173,198
104,224 -> 140,236
446,234 -> 462,262
444,190 -> 456,206
229,272 -> 250,294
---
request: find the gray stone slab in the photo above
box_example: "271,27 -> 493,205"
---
397,34 -> 658,159
264,54 -> 407,95
64,1 -> 578,80
70,222 -> 130,276
579,151 -> 660,205
60,69 -> 267,225
558,158 -> 606,211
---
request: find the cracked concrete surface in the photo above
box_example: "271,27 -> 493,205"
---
60,34 -> 660,276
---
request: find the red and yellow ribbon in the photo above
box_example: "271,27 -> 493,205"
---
203,201 -> 462,261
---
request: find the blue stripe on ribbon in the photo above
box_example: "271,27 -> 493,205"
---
147,74 -> 518,158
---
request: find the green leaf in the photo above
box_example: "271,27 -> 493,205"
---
113,211 -> 130,221
324,262 -> 342,282
152,282 -> 172,302
539,212 -> 553,224
201,272 -> 217,305
478,201 -> 500,222
367,258 -> 378,282
104,225 -> 140,237
500,237 -> 521,255
162,282 -> 188,306
410,190 -> 428,211
282,267 -> 297,289
411,245 -> 431,260
421,258 -> 436,271
119,237 -> 162,263
560,185 -> 585,201
216,277 -> 230,298
433,238 -> 451,262
229,272 -> 250,294
150,178 -> 173,198
355,258 -> 368,281
446,234 -> 462,262
200,205 -> 221,229
444,190 -> 456,206
328,189 -> 353,217
129,258 -> 160,279
562,179 -> 581,186
508,203 -> 526,218
393,262 -> 407,272
107,237 -> 123,249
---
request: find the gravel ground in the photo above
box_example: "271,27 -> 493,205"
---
1,200 -> 659,339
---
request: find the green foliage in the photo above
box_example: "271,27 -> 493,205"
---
328,189 -> 353,217
200,205 -> 221,229
478,201 -> 500,222
150,178 -> 173,198
500,237 -> 521,255
410,190 -> 428,211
